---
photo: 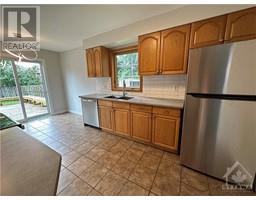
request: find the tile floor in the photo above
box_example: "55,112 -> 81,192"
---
23,113 -> 255,196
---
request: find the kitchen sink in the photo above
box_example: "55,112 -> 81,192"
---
104,95 -> 133,100
104,95 -> 119,99
118,96 -> 134,100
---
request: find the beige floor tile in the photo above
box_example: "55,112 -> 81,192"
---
55,145 -> 73,156
58,178 -> 92,195
96,151 -> 121,169
79,162 -> 108,187
162,152 -> 180,165
119,138 -> 134,149
72,142 -> 95,154
145,146 -> 163,158
158,160 -> 181,180
139,153 -> 161,171
57,169 -> 76,194
181,167 -> 209,192
85,146 -> 107,161
180,183 -> 209,195
149,192 -> 158,196
129,164 -> 156,190
109,142 -> 127,157
118,181 -> 149,196
88,189 -> 102,196
95,171 -> 127,195
112,157 -> 137,178
131,142 -> 148,152
151,172 -> 180,195
67,156 -> 94,176
123,147 -> 144,163
98,138 -> 118,150
62,151 -> 81,167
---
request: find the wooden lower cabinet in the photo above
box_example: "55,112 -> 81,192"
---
131,111 -> 151,142
98,101 -> 181,153
98,106 -> 113,133
113,108 -> 130,137
152,114 -> 180,152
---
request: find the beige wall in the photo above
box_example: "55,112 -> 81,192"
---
60,47 -> 96,115
38,50 -> 67,114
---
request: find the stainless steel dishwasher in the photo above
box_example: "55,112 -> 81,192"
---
81,98 -> 99,128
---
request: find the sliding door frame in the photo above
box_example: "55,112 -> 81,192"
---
2,57 -> 50,122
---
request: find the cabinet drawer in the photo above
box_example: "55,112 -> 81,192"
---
98,100 -> 112,107
113,102 -> 130,109
153,106 -> 181,117
130,104 -> 152,113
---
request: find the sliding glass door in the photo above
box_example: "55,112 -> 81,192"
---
0,58 -> 50,121
0,59 -> 24,120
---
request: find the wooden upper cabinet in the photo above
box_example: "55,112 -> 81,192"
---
85,46 -> 110,77
160,24 -> 191,74
86,48 -> 95,77
190,15 -> 227,48
225,7 -> 256,42
138,32 -> 161,75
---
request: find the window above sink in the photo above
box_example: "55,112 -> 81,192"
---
111,46 -> 142,92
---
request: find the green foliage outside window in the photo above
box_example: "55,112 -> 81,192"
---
116,52 -> 140,88
0,60 -> 42,87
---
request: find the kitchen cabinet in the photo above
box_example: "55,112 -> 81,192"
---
138,25 -> 190,75
98,100 -> 182,153
85,48 -> 95,77
98,100 -> 113,133
85,46 -> 110,77
225,7 -> 256,42
190,15 -> 227,48
131,104 -> 152,142
160,24 -> 191,74
138,32 -> 161,75
152,107 -> 181,152
113,102 -> 130,137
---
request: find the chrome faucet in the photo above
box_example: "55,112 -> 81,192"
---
122,80 -> 128,97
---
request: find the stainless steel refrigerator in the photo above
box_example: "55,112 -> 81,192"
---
180,39 -> 256,191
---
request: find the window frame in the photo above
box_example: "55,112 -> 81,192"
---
110,45 -> 142,92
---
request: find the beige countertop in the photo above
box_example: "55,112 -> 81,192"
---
79,93 -> 184,108
1,127 -> 61,196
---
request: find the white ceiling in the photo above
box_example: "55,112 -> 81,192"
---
40,5 -> 182,52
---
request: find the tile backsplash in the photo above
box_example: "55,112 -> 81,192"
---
96,75 -> 187,100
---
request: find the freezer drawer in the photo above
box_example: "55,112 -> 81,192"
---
181,95 -> 256,186
81,98 -> 99,127
187,40 -> 256,95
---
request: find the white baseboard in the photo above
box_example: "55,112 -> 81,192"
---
68,110 -> 82,116
51,110 -> 68,115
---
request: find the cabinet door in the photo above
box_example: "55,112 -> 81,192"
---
190,15 -> 227,48
86,48 -> 95,77
93,47 -> 102,77
152,115 -> 180,152
113,108 -> 130,137
131,111 -> 151,142
225,7 -> 256,42
99,106 -> 113,132
138,32 -> 161,75
160,24 -> 190,74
